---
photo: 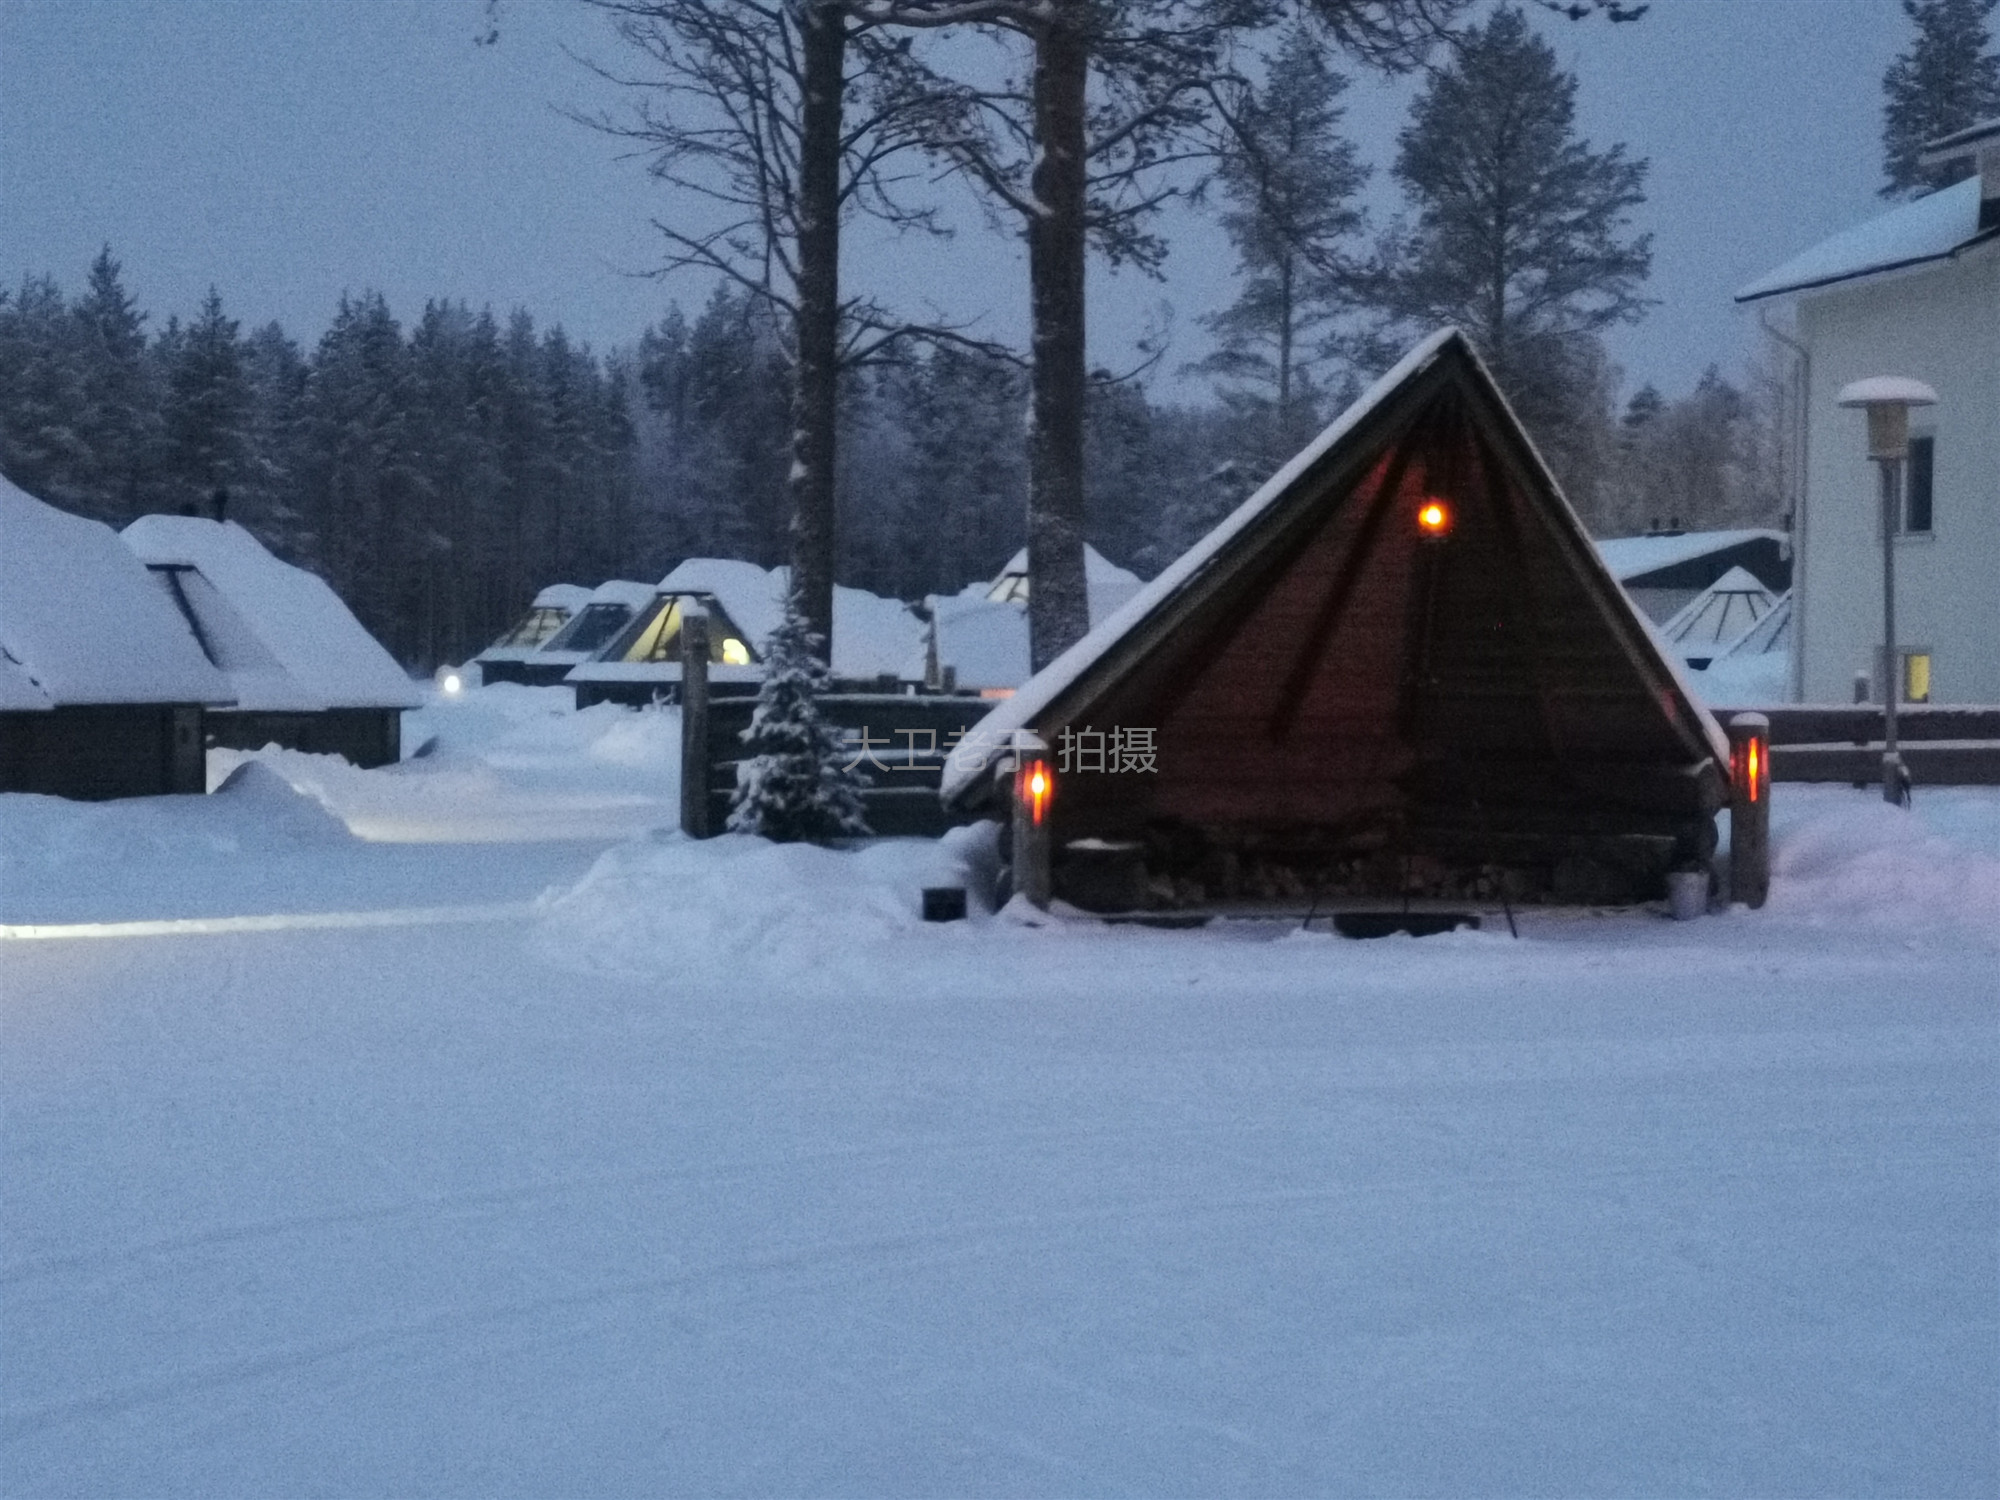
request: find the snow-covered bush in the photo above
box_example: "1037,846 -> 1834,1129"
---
726,599 -> 870,843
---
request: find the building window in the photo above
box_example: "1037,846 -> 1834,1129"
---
1904,434 -> 1934,533
1904,651 -> 1932,704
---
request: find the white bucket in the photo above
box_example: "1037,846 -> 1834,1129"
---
1666,869 -> 1709,921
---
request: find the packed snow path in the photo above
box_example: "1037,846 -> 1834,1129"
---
2,688 -> 1996,1496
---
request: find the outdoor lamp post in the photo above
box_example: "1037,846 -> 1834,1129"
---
1836,376 -> 1937,806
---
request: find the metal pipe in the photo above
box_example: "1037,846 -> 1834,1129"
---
1878,457 -> 1905,804
1759,309 -> 1809,702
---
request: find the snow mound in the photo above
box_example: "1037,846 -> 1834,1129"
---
1765,787 -> 2000,944
0,757 -> 351,873
538,824 -> 996,983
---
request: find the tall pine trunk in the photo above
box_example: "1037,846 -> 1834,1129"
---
1025,13 -> 1091,672
790,0 -> 846,658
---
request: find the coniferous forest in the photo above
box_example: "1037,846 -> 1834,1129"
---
1,5 -> 1811,672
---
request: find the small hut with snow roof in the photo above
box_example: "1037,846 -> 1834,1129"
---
474,583 -> 593,684
941,331 -> 1735,913
1,475 -> 231,798
122,513 -> 422,767
566,559 -> 925,708
480,579 -> 658,686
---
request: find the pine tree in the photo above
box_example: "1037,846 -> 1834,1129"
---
727,599 -> 869,843
1374,4 -> 1649,505
161,287 -> 251,508
0,275 -> 88,507
71,247 -> 158,522
1198,24 -> 1369,462
1882,0 -> 2000,197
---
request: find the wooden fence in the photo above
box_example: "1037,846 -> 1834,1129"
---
691,692 -> 999,838
1712,705 -> 2000,785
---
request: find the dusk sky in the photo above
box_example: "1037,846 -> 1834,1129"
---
2,0 -> 1910,403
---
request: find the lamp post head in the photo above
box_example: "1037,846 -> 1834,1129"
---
1838,376 -> 1938,460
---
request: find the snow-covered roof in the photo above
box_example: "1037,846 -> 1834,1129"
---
475,584 -> 593,664
657,558 -> 789,658
526,581 -> 663,666
652,558 -> 925,679
122,515 -> 421,711
1736,176 -> 1994,302
1920,114 -> 2000,161
585,580 -> 659,612
942,329 -> 1731,803
1593,528 -> 1785,583
0,476 -> 232,708
1660,566 -> 1777,656
534,584 -> 593,612
1715,591 -> 1791,661
987,544 -> 1145,619
914,596 -> 1031,691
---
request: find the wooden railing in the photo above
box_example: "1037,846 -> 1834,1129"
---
1712,705 -> 2000,785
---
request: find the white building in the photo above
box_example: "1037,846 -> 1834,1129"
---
1736,120 -> 2000,704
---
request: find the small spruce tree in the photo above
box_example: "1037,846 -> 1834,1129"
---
727,597 -> 870,842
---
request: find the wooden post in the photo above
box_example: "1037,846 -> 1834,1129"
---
1728,712 -> 1770,909
679,606 -> 712,839
1010,731 -> 1054,908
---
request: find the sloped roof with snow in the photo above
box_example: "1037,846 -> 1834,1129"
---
651,558 -> 926,679
0,476 -> 231,708
585,580 -> 659,612
123,514 -> 420,711
914,596 -> 1032,691
1659,566 -> 1778,656
943,328 -> 1730,804
1715,591 -> 1792,660
1594,528 -> 1786,583
534,584 -> 593,612
1736,176 -> 1994,302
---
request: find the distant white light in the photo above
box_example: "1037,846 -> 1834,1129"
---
442,671 -> 464,696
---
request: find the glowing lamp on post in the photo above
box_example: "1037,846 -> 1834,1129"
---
1019,758 -> 1053,825
1416,498 -> 1454,542
1009,731 -> 1055,909
1727,712 -> 1771,909
1837,375 -> 1936,807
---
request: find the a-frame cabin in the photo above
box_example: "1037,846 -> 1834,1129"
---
942,330 -> 1733,911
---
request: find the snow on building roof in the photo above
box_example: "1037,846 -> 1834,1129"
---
123,514 -> 422,711
1920,114 -> 2000,161
1714,590 -> 1791,660
1736,176 -> 1993,302
0,475 -> 232,708
586,580 -> 659,612
1659,566 -> 1778,656
987,544 -> 1145,618
942,329 -> 1730,804
656,558 -> 789,658
1593,528 -> 1786,583
476,584 -> 592,664
651,558 -> 926,679
912,596 -> 1031,692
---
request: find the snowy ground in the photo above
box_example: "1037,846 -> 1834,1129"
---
3,685 -> 1995,1497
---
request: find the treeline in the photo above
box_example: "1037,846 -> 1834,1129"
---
0,253 -> 637,665
0,253 -> 1787,669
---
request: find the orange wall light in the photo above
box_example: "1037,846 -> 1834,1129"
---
1019,758 -> 1053,825
1416,498 -> 1454,539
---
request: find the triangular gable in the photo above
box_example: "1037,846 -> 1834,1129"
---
944,331 -> 1728,843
